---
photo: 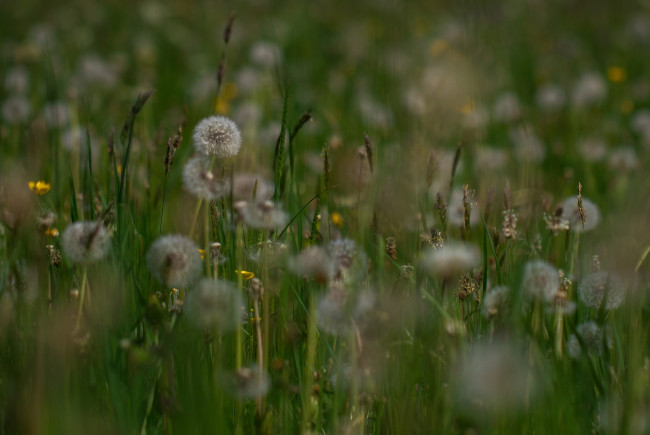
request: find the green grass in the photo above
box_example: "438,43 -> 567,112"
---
0,0 -> 649,433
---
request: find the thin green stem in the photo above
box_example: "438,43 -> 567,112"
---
74,264 -> 88,331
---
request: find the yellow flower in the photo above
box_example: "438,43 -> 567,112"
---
235,270 -> 255,280
459,99 -> 475,115
198,249 -> 205,260
28,181 -> 51,195
429,39 -> 449,58
214,82 -> 238,115
621,99 -> 634,114
331,212 -> 343,228
607,66 -> 626,83
44,228 -> 59,237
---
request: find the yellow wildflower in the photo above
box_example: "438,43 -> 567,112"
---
44,228 -> 59,237
28,181 -> 51,195
235,270 -> 255,280
607,66 -> 626,83
331,212 -> 343,228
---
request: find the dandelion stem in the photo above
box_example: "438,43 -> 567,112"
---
300,295 -> 318,433
74,264 -> 88,331
189,199 -> 203,239
253,297 -> 264,416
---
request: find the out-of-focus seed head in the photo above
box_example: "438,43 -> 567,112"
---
222,366 -> 271,399
561,196 -> 600,232
453,339 -> 538,414
232,173 -> 273,202
192,115 -> 242,158
482,286 -> 510,319
567,321 -> 611,359
182,156 -> 230,201
289,246 -> 336,283
420,242 -> 480,279
522,260 -> 560,302
316,282 -> 375,336
578,271 -> 624,310
236,200 -> 288,231
61,221 -> 111,264
146,235 -> 202,288
185,278 -> 243,332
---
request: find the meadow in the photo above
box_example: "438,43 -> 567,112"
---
0,0 -> 649,433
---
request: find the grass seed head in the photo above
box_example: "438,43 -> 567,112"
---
561,196 -> 600,233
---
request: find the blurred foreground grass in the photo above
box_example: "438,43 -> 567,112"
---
0,0 -> 649,433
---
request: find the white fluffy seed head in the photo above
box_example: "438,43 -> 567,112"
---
61,221 -> 111,264
236,200 -> 288,231
192,115 -> 242,158
522,260 -> 560,302
184,278 -> 243,332
146,235 -> 202,288
453,339 -> 536,414
567,321 -> 611,359
561,196 -> 601,233
222,366 -> 271,399
482,286 -> 510,319
420,242 -> 480,279
578,271 -> 624,310
289,246 -> 336,283
182,156 -> 230,201
232,173 -> 273,202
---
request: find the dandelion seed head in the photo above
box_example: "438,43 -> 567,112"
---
236,200 -> 288,231
147,235 -> 202,288
250,41 -> 282,67
561,196 -> 600,232
420,242 -> 480,279
2,96 -> 30,124
42,101 -> 70,128
316,282 -> 375,336
61,221 -> 111,264
328,238 -> 359,271
482,286 -> 510,319
192,115 -> 242,158
182,156 -> 230,201
578,271 -> 624,310
509,126 -> 546,163
223,366 -> 271,399
577,137 -> 607,162
185,278 -> 243,332
522,260 -> 559,302
232,173 -> 273,202
567,321 -> 611,359
289,246 -> 336,282
607,146 -> 639,171
572,72 -> 607,108
4,65 -> 29,95
536,83 -> 566,111
493,91 -> 522,122
454,339 -> 536,413
475,147 -> 508,172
